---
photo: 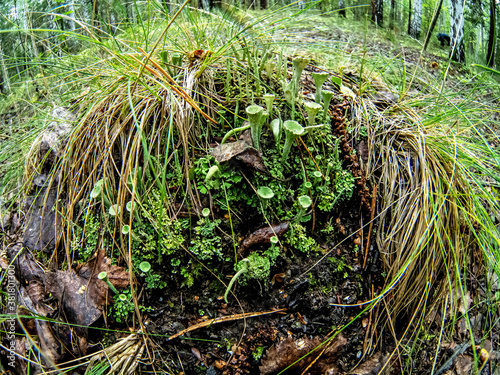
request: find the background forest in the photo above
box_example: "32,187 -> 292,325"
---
0,0 -> 498,91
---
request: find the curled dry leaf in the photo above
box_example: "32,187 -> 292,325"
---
356,140 -> 369,163
235,147 -> 268,174
347,352 -> 386,375
271,273 -> 286,285
191,347 -> 203,362
45,249 -> 129,327
259,334 -> 346,375
211,130 -> 268,174
211,141 -> 251,163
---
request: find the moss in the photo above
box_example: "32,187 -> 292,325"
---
237,253 -> 271,285
188,218 -> 223,261
285,223 -> 320,253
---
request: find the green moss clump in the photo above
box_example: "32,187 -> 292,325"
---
237,253 -> 271,285
285,223 -> 320,253
189,218 -> 223,261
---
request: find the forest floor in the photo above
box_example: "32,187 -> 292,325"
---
0,9 -> 499,375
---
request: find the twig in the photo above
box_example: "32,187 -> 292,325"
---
301,329 -> 336,375
134,49 -> 217,125
363,185 -> 377,269
362,284 -> 374,357
167,308 -> 287,341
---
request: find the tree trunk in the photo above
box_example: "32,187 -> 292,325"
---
423,0 -> 444,50
67,2 -> 76,32
260,0 -> 268,9
376,0 -> 383,26
353,0 -> 363,20
371,0 -> 383,26
409,0 -> 422,38
0,42 -> 11,94
408,0 -> 412,34
339,0 -> 346,17
449,0 -> 466,62
486,0 -> 496,66
19,0 -> 39,59
390,0 -> 395,29
92,0 -> 101,33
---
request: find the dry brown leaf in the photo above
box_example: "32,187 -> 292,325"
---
259,334 -> 346,375
46,249 -> 129,327
240,222 -> 289,253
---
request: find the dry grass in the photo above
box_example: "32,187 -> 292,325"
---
344,79 -> 499,363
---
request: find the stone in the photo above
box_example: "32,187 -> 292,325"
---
38,107 -> 75,173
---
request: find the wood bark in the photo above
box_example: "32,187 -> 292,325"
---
449,0 -> 466,62
409,0 -> 422,38
339,0 -> 347,17
376,0 -> 383,26
408,0 -> 412,34
390,0 -> 396,29
0,42 -> 11,94
92,0 -> 101,33
371,0 -> 383,26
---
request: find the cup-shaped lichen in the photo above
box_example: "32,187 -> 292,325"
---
264,61 -> 275,79
298,195 -> 312,209
291,57 -> 310,97
139,261 -> 151,273
269,235 -> 279,252
284,85 -> 294,107
270,119 -> 282,145
202,208 -> 211,218
312,72 -> 329,103
109,204 -> 121,217
284,57 -> 310,107
321,90 -> 335,122
270,235 -> 279,246
282,120 -> 305,163
97,272 -> 119,294
246,105 -> 265,150
205,165 -> 219,181
126,200 -> 141,222
295,195 -> 313,223
313,170 -> 323,183
304,101 -> 323,127
91,178 -> 112,207
257,186 -> 274,209
263,94 -> 275,121
90,179 -> 103,199
262,111 -> 269,129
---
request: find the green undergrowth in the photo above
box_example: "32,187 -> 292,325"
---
27,6 -> 362,327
